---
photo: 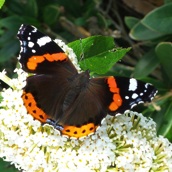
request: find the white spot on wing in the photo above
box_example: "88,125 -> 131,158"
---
32,49 -> 36,53
132,93 -> 138,99
28,41 -> 34,48
125,96 -> 129,99
20,46 -> 23,52
138,101 -> 144,104
129,78 -> 137,91
37,36 -> 51,47
32,27 -> 37,33
131,104 -> 137,109
145,83 -> 149,88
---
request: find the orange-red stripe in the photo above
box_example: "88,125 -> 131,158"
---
107,76 -> 122,111
26,53 -> 67,70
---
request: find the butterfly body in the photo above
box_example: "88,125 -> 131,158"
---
17,24 -> 157,138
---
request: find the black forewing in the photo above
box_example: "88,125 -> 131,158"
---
17,24 -> 73,74
18,25 -> 79,121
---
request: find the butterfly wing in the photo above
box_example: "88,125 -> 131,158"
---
17,24 -> 77,75
58,77 -> 112,138
17,24 -> 78,123
106,76 -> 157,115
59,77 -> 112,126
58,76 -> 157,138
23,74 -> 72,123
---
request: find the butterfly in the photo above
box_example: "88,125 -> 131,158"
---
17,24 -> 158,138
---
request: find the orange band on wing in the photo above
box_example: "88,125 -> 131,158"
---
107,76 -> 122,111
22,92 -> 49,123
26,53 -> 67,70
107,76 -> 117,88
62,123 -> 98,138
44,53 -> 67,62
109,102 -> 118,111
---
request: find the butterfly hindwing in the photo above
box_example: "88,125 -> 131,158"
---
106,77 -> 157,115
23,73 -> 71,123
59,76 -> 111,126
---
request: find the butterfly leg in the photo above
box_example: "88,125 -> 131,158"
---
46,118 -> 64,131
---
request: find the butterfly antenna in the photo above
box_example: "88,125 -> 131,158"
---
79,38 -> 87,70
79,38 -> 84,62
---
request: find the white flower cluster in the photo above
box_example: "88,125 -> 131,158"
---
0,69 -> 172,172
54,39 -> 82,73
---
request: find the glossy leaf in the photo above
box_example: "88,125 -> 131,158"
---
129,3 -> 172,40
133,49 -> 159,78
129,21 -> 164,41
79,48 -> 130,74
7,0 -> 38,18
155,42 -> 172,86
0,39 -> 19,62
157,101 -> 172,138
43,5 -> 60,25
142,3 -> 172,34
68,36 -> 130,74
0,30 -> 16,44
0,0 -> 5,8
124,16 -> 139,30
0,16 -> 23,29
68,35 -> 115,59
0,158 -> 17,172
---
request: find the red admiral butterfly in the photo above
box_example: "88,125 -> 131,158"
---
17,24 -> 157,138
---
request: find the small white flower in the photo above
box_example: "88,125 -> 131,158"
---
54,39 -> 82,73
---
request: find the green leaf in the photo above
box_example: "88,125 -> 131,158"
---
0,16 -> 23,29
165,0 -> 172,3
129,21 -> 164,41
43,5 -> 60,25
8,0 -> 38,18
0,158 -> 18,172
68,36 -> 130,74
0,39 -> 19,62
124,16 -> 139,30
0,0 -> 5,9
80,48 -> 130,74
108,63 -> 133,77
133,49 -> 159,78
0,30 -> 16,44
24,0 -> 38,17
155,42 -> 172,86
68,35 -> 115,59
58,0 -> 82,17
142,3 -> 172,34
157,101 -> 172,138
129,3 -> 172,40
75,17 -> 86,26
